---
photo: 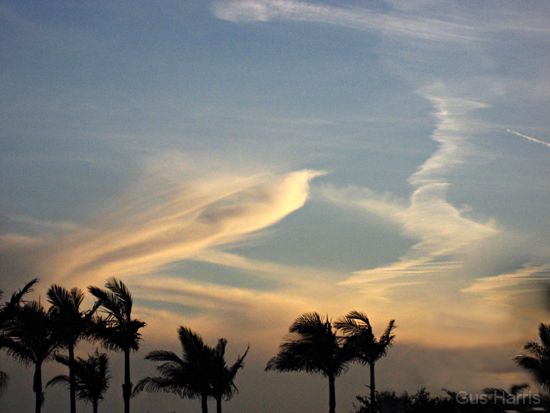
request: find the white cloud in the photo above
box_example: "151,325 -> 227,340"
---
8,214 -> 79,233
316,86 -> 501,293
339,180 -> 499,289
409,86 -> 490,186
211,0 -> 479,42
463,263 -> 550,308
507,129 -> 550,150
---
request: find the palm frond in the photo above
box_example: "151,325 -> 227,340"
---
46,374 -> 71,389
514,355 -> 539,370
216,345 -> 249,400
133,376 -> 188,398
214,338 -> 228,358
8,279 -> 39,307
54,354 -> 71,366
515,323 -> 550,392
510,384 -> 529,394
266,312 -> 352,378
105,277 -> 133,317
539,324 -> 550,349
1,338 -> 36,365
145,350 -> 184,365
88,286 -> 123,321
335,311 -> 371,334
0,371 -> 8,396
88,280 -> 145,353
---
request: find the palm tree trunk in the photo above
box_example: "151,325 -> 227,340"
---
69,343 -> 76,413
328,374 -> 336,413
123,349 -> 131,413
369,362 -> 375,413
216,396 -> 222,413
33,362 -> 43,413
93,399 -> 98,413
201,392 -> 209,413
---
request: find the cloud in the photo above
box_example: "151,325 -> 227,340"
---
409,85 -> 490,186
338,181 -> 499,288
0,168 -> 323,289
324,86 -> 499,293
463,263 -> 550,310
211,0 -> 479,42
7,214 -> 79,233
507,129 -> 550,149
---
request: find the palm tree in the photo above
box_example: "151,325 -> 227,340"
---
335,311 -> 396,413
266,312 -> 355,413
2,299 -> 61,413
47,350 -> 111,413
0,288 -> 7,396
134,326 -> 248,413
514,323 -> 550,392
209,338 -> 249,413
483,383 -> 529,405
47,285 -> 98,413
134,326 -> 211,413
88,278 -> 146,413
0,279 -> 39,397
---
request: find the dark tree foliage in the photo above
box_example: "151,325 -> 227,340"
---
514,323 -> 550,392
47,285 -> 98,413
134,326 -> 248,413
89,278 -> 146,413
353,387 -> 548,413
2,296 -> 60,413
266,312 -> 355,413
335,311 -> 396,413
47,350 -> 111,413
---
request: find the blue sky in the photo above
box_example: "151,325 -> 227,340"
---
2,1 -> 550,412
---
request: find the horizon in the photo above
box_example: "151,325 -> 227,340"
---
1,1 -> 550,412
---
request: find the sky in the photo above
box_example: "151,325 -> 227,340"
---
1,0 -> 550,412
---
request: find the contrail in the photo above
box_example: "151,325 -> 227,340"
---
507,129 -> 550,149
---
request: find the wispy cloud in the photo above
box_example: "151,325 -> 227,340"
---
461,263 -> 550,334
507,129 -> 550,149
7,214 -> 79,233
211,2 -> 507,298
211,0 -> 479,42
409,86 -> 490,186
463,263 -> 550,303
338,181 -> 499,289
212,0 -> 549,348
0,168 -> 323,289
328,87 -> 499,292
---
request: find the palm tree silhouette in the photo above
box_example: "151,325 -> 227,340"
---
0,279 -> 39,397
335,311 -> 396,413
210,338 -> 249,413
0,288 -> 7,396
134,326 -> 248,413
2,299 -> 60,413
88,278 -> 146,413
47,350 -> 111,413
47,285 -> 98,413
514,323 -> 550,392
266,312 -> 355,413
483,383 -> 529,404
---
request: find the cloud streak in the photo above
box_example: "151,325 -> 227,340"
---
331,87 -> 499,293
0,168 -> 323,290
211,0 -> 479,42
507,129 -> 550,149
